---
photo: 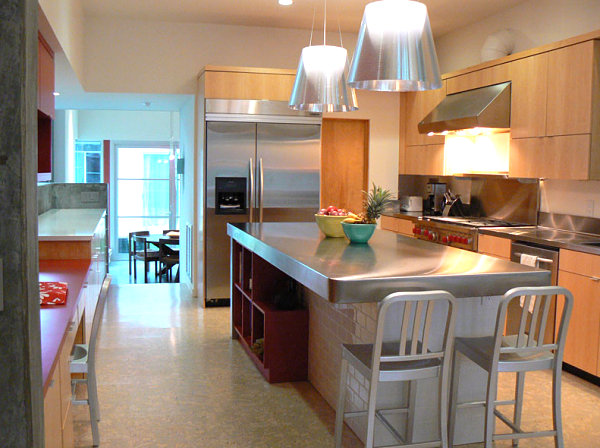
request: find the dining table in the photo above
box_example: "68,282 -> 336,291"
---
144,233 -> 180,282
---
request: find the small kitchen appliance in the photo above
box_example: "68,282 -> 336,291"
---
400,195 -> 423,212
424,182 -> 446,215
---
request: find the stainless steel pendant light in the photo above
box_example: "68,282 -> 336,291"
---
348,0 -> 442,92
289,0 -> 358,112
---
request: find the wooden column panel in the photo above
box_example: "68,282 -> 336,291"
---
320,118 -> 369,213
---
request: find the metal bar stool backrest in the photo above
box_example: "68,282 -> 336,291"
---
492,286 -> 574,365
372,290 -> 457,375
88,275 -> 112,371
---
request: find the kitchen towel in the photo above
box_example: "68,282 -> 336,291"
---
519,254 -> 538,312
40,282 -> 68,306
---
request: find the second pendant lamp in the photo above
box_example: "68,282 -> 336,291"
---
289,0 -> 358,112
348,0 -> 442,92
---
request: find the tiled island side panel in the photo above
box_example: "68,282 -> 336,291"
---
306,289 -> 378,414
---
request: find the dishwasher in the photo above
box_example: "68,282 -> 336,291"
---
509,241 -> 560,343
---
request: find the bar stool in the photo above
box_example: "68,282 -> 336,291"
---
448,286 -> 573,448
335,290 -> 457,448
71,275 -> 112,447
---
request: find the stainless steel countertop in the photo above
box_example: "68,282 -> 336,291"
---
227,222 -> 550,303
479,226 -> 600,255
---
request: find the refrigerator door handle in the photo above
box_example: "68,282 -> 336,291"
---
259,157 -> 264,222
248,158 -> 254,222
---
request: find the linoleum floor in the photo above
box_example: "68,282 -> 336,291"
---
73,283 -> 600,447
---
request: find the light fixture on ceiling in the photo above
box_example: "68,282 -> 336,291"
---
278,0 -> 293,5
289,0 -> 358,112
348,0 -> 442,92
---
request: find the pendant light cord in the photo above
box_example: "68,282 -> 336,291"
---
323,0 -> 327,46
309,4 -> 316,46
335,0 -> 343,48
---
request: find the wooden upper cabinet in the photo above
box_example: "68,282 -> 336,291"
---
38,34 -> 55,119
203,66 -> 296,101
404,82 -> 446,146
320,118 -> 369,212
446,63 -> 510,95
546,41 -> 597,137
510,53 -> 548,139
404,144 -> 444,176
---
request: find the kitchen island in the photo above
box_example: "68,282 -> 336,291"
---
227,222 -> 550,445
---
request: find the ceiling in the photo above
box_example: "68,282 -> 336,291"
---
60,0 -> 527,111
81,0 -> 526,37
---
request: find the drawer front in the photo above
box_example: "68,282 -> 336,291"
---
478,234 -> 511,259
44,366 -> 63,448
560,249 -> 600,278
557,269 -> 600,375
397,219 -> 415,237
380,215 -> 399,232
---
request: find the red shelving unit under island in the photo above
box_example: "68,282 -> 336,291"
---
231,241 -> 308,383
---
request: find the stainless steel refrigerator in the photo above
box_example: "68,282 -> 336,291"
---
204,100 -> 321,305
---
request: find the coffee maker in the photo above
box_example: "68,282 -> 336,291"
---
424,182 -> 447,215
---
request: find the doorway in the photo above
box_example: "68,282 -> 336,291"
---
111,142 -> 179,261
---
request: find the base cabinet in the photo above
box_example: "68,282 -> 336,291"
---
558,249 -> 600,376
380,216 -> 415,237
44,367 -> 63,448
231,242 -> 308,383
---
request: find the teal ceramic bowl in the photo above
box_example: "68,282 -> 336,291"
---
341,222 -> 376,244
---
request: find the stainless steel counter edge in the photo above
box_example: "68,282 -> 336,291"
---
479,227 -> 600,256
381,212 -> 423,221
228,222 -> 550,303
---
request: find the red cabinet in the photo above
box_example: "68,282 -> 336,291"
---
38,33 -> 54,181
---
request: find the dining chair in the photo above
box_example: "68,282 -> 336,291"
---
448,286 -> 573,448
128,231 -> 149,276
70,274 -> 111,447
132,234 -> 160,283
335,290 -> 457,448
158,238 -> 179,282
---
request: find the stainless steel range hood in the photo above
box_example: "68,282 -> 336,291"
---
418,82 -> 511,135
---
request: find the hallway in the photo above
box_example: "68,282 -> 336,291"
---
72,283 -> 362,447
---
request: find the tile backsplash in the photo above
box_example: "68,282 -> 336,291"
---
38,183 -> 108,214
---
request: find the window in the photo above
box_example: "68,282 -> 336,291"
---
75,141 -> 103,183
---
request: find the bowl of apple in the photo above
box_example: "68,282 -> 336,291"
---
315,206 -> 349,237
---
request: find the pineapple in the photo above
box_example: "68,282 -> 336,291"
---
364,183 -> 394,224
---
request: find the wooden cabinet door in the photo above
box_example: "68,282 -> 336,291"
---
509,135 -> 591,179
204,70 -> 296,101
446,63 -> 510,95
510,53 -> 548,138
404,83 -> 446,146
546,41 -> 595,137
557,269 -> 600,375
320,118 -> 369,213
404,144 -> 444,175
38,34 -> 55,119
44,367 -> 63,448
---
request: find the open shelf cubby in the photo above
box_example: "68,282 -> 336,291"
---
230,241 -> 308,383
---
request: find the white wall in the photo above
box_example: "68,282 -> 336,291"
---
178,97 -> 195,291
38,0 -> 85,81
77,110 -> 180,142
82,17 -> 357,95
541,180 -> 600,219
436,0 -> 600,73
324,90 -> 400,195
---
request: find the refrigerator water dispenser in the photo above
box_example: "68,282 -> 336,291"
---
215,177 -> 246,215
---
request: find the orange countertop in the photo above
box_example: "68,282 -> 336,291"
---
39,259 -> 90,394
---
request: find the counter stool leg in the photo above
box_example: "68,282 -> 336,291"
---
513,371 -> 525,447
484,370 -> 499,448
365,377 -> 378,448
406,380 -> 418,443
552,365 -> 564,448
448,348 -> 460,448
88,371 -> 100,446
439,363 -> 450,448
334,358 -> 349,448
